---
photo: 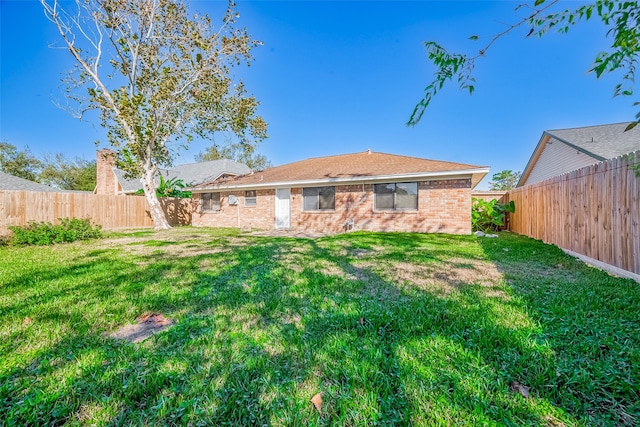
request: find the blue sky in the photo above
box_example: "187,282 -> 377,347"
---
0,1 -> 635,189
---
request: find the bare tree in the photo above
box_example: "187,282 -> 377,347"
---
42,0 -> 267,228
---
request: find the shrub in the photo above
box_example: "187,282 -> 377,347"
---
7,217 -> 102,246
471,198 -> 515,233
134,176 -> 192,198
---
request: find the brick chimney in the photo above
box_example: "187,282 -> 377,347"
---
95,149 -> 118,195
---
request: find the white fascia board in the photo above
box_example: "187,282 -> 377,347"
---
190,168 -> 490,193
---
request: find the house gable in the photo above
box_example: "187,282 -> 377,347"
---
520,134 -> 600,186
519,122 -> 640,187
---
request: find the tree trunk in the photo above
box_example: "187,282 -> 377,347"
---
141,169 -> 172,230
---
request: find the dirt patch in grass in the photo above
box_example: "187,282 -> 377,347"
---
359,257 -> 508,298
109,313 -> 174,343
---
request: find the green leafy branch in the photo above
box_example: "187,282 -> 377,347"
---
409,0 -> 640,130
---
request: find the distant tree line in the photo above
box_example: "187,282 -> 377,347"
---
0,141 -> 96,191
196,142 -> 271,171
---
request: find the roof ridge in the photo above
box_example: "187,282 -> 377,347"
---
170,158 -> 234,168
280,150 -> 484,168
546,121 -> 633,132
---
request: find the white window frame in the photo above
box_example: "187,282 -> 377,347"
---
245,190 -> 257,206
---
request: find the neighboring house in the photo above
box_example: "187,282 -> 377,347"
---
0,171 -> 68,192
190,150 -> 489,234
94,148 -> 251,195
519,122 -> 640,186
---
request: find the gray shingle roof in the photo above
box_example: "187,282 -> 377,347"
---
164,159 -> 251,185
113,159 -> 251,194
112,169 -> 143,194
546,122 -> 640,160
0,171 -> 66,192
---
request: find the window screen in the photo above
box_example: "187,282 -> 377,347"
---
374,182 -> 418,211
201,192 -> 220,211
245,190 -> 256,206
302,186 -> 335,211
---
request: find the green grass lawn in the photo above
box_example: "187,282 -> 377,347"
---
0,228 -> 638,426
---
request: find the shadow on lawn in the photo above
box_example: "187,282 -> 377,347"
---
477,234 -> 640,426
2,231 -> 636,425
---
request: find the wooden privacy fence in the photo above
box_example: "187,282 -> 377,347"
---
472,191 -> 508,203
507,151 -> 640,275
0,191 -> 192,234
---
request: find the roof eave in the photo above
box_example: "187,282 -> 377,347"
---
518,131 -> 607,187
189,168 -> 490,192
546,131 -> 607,161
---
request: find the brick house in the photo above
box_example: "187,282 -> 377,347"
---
190,150 -> 488,234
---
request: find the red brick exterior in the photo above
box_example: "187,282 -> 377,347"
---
192,178 -> 472,234
95,149 -> 118,195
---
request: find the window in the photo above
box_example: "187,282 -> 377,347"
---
201,192 -> 220,212
245,190 -> 257,206
374,182 -> 418,211
302,186 -> 335,211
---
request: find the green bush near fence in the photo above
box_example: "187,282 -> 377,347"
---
6,217 -> 102,246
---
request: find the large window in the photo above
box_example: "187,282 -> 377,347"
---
201,192 -> 220,212
245,190 -> 257,206
302,186 -> 335,211
374,182 -> 418,211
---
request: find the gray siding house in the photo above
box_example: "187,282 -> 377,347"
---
519,122 -> 640,186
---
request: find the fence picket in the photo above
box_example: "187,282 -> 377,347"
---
0,192 -> 191,234
508,151 -> 640,275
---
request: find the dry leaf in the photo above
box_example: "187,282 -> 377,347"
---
509,381 -> 530,398
137,312 -> 154,323
23,317 -> 32,325
137,313 -> 170,326
148,314 -> 171,326
310,392 -> 323,414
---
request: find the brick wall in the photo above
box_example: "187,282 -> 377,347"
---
95,149 -> 118,195
192,178 -> 472,234
192,189 -> 276,230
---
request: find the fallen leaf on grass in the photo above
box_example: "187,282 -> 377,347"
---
23,317 -> 32,325
310,392 -> 323,414
137,312 -> 171,326
509,381 -> 530,398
